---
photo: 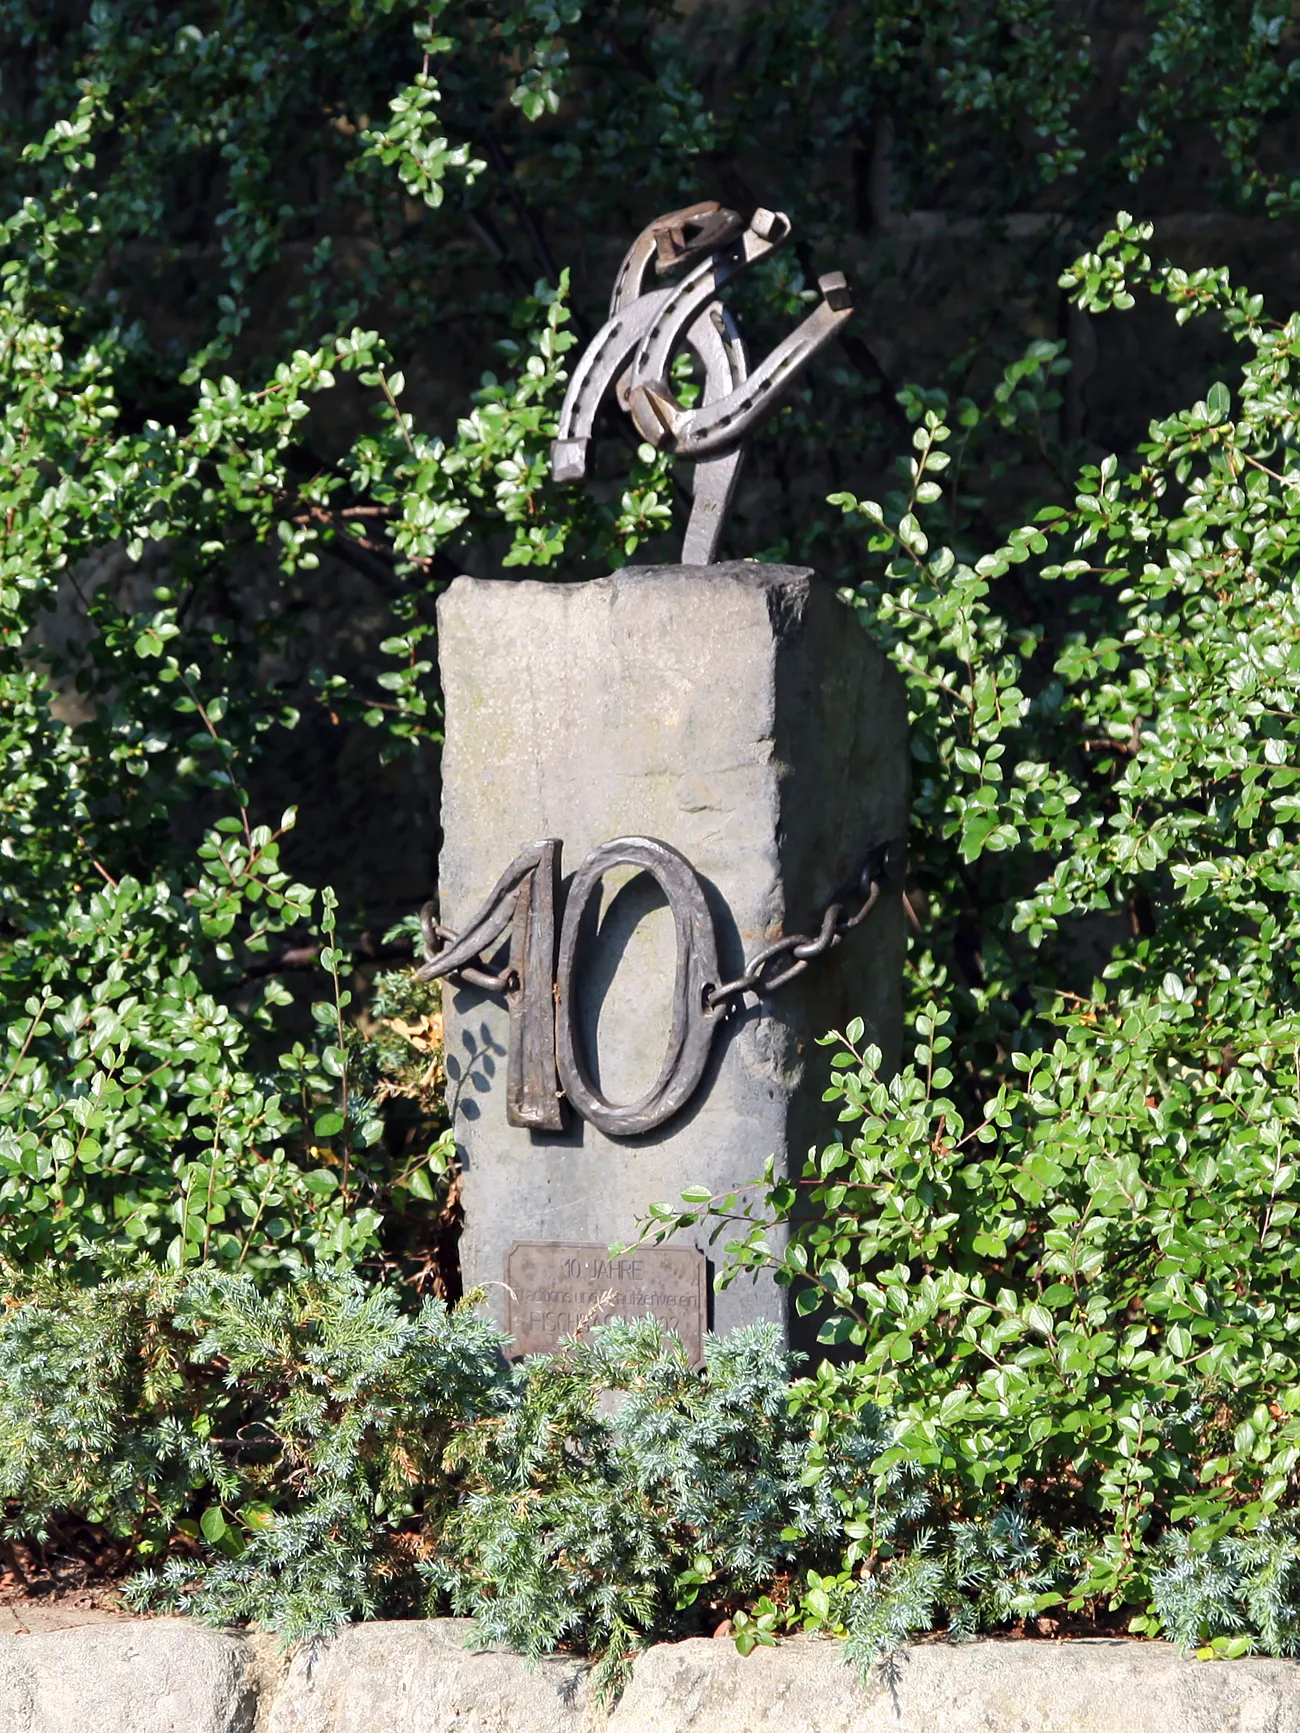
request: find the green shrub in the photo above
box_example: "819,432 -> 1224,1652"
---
0,1269 -> 508,1631
1150,1519 -> 1300,1658
429,1317 -> 903,1686
0,1272 -> 913,1673
0,852 -> 461,1275
650,219 -> 1300,1648
0,1271 -> 228,1553
125,1269 -> 508,1638
13,1266 -> 1296,1673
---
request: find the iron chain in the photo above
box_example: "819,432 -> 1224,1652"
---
701,837 -> 906,1013
418,907 -> 518,993
420,837 -> 906,1008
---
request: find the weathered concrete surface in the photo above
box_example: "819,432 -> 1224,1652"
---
0,1618 -> 256,1733
263,1620 -> 596,1733
437,563 -> 909,1341
610,1633 -> 1300,1732
3,1618 -> 1300,1731
0,1638 -> 31,1733
0,1604 -> 130,1637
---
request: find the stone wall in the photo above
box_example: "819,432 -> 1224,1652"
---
1,1615 -> 1297,1732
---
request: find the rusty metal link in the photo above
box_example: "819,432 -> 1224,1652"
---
702,838 -> 906,1014
418,901 -> 518,994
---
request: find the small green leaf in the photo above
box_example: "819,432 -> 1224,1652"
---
407,1166 -> 435,1201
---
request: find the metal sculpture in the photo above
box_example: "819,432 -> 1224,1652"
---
550,201 -> 853,564
419,834 -> 902,1138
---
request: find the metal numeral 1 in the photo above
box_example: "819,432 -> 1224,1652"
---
503,840 -> 562,1130
420,839 -> 564,1130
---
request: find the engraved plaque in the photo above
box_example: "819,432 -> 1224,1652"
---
505,1240 -> 706,1365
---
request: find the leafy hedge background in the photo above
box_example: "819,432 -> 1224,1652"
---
5,0 -> 1300,1677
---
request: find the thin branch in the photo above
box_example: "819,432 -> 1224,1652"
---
376,366 -> 418,458
482,135 -> 559,288
235,939 -> 414,987
0,990 -> 53,1095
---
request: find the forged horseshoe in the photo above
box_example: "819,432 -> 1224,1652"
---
631,274 -> 853,460
550,200 -> 852,563
553,206 -> 781,482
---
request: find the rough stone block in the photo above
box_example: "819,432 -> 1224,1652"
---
436,563 -> 909,1340
0,1640 -> 31,1733
0,1618 -> 255,1733
608,1633 -> 1300,1733
264,1620 -> 594,1733
6,1616 -> 1300,1730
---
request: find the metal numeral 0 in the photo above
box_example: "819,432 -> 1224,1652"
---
554,837 -> 723,1137
421,836 -> 723,1137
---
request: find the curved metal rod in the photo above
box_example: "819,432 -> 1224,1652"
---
553,209 -> 782,483
418,840 -> 555,981
608,227 -> 658,318
551,289 -> 675,482
631,275 -> 852,459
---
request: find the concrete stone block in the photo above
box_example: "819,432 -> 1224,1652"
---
436,563 -> 909,1340
264,1619 -> 595,1733
0,1640 -> 33,1733
0,1618 -> 255,1733
6,1615 -> 1300,1730
608,1633 -> 1300,1733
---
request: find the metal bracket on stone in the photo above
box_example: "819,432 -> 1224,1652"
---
550,200 -> 853,565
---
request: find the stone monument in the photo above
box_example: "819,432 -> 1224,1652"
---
422,202 -> 909,1351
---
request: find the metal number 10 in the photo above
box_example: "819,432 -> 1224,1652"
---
420,836 -> 723,1138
